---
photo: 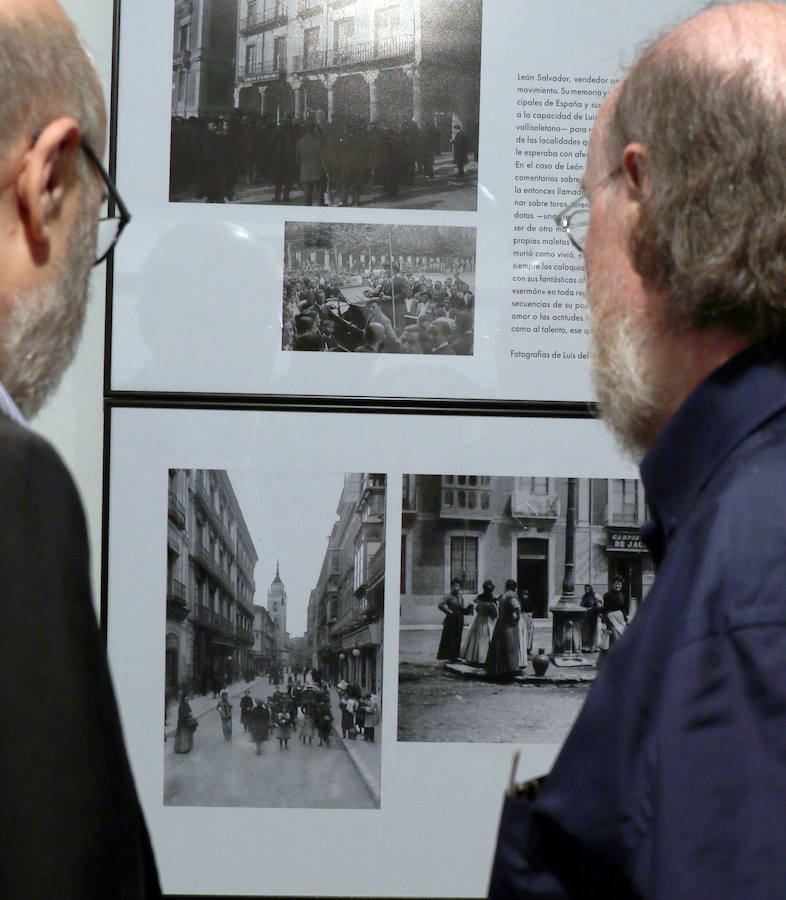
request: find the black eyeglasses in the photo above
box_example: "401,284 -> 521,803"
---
554,167 -> 621,253
78,136 -> 131,266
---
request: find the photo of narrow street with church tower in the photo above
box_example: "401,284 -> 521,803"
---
170,0 -> 482,209
165,469 -> 385,808
398,474 -> 653,743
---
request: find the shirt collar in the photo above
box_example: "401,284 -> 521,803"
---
640,340 -> 786,541
0,380 -> 26,426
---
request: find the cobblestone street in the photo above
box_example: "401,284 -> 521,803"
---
398,626 -> 592,743
398,662 -> 589,743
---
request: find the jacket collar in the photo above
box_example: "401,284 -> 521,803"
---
640,340 -> 786,548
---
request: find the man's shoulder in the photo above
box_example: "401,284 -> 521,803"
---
0,417 -> 77,490
0,416 -> 84,527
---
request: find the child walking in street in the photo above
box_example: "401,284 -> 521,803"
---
216,691 -> 233,742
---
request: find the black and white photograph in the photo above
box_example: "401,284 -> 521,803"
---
170,0 -> 482,209
164,468 -> 385,808
398,474 -> 653,742
283,221 -> 476,352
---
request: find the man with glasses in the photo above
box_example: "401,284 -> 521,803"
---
489,3 -> 786,897
0,1 -> 159,896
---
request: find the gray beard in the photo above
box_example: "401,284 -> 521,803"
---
587,275 -> 661,461
0,207 -> 95,420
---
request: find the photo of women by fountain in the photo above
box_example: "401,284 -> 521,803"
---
398,474 -> 652,742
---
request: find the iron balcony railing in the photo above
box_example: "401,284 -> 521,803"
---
166,582 -> 189,621
241,5 -> 288,33
167,579 -> 186,603
511,490 -> 560,519
297,0 -> 323,16
292,33 -> 414,73
191,604 -> 221,631
610,511 -> 639,525
168,492 -> 186,528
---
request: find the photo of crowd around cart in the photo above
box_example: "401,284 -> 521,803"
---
282,222 -> 476,354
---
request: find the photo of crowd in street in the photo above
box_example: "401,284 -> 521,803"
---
398,474 -> 653,742
165,469 -> 386,808
282,222 -> 476,353
170,0 -> 481,210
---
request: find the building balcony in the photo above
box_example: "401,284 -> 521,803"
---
173,49 -> 191,70
359,474 -> 385,506
440,487 -> 492,521
168,492 -> 186,529
512,490 -> 560,520
191,603 -> 222,631
193,544 -> 214,575
292,33 -> 414,73
606,509 -> 640,526
193,482 -> 214,519
236,623 -> 255,646
297,0 -> 323,16
237,59 -> 288,83
166,579 -> 189,622
240,6 -> 288,35
193,546 -> 236,598
192,484 -> 232,547
368,544 -> 385,588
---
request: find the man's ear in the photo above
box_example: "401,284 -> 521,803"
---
621,141 -> 648,197
15,118 -> 81,255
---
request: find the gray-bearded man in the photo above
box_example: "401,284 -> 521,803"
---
489,3 -> 786,897
0,1 -> 160,896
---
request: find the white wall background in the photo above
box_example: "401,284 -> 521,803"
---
35,0 -> 113,611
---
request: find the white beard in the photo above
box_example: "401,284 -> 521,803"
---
0,205 -> 95,420
587,269 -> 663,461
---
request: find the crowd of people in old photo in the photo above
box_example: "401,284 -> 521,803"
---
436,576 -> 630,680
173,667 -> 380,755
170,112 -> 476,206
283,265 -> 475,354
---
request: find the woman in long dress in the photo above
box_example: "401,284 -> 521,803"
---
174,692 -> 197,754
485,579 -> 522,682
461,579 -> 498,666
437,578 -> 474,662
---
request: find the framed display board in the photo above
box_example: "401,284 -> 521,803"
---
106,406 -> 642,897
108,0 -> 691,403
102,0 -> 701,895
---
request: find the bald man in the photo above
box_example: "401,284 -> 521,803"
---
489,4 -> 786,897
0,2 -> 159,896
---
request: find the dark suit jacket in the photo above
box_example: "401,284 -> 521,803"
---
0,414 -> 161,898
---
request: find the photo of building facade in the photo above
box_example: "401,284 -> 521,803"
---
234,0 -> 481,133
400,475 -> 654,629
166,469 -> 259,703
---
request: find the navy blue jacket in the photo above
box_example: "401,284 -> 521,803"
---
489,342 -> 786,899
